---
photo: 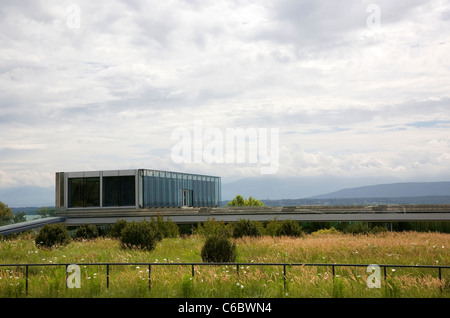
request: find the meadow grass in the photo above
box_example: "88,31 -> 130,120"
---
0,231 -> 448,298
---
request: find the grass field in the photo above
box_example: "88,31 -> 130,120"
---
0,231 -> 449,298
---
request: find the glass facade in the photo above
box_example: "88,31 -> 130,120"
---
68,177 -> 100,208
61,169 -> 220,209
102,176 -> 136,207
140,170 -> 220,207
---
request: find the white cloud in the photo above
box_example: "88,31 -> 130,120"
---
0,0 -> 450,190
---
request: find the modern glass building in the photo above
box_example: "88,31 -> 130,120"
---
55,169 -> 221,209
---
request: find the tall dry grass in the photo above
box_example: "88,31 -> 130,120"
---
0,231 -> 448,297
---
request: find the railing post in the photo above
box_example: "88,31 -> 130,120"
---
25,265 -> 29,294
106,264 -> 109,289
148,265 -> 151,291
65,264 -> 68,289
192,264 -> 195,278
283,264 -> 287,294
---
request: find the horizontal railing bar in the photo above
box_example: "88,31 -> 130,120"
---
0,262 -> 449,269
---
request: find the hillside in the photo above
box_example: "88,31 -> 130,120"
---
311,181 -> 450,199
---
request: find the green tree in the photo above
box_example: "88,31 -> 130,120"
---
37,206 -> 56,218
0,201 -> 13,226
228,195 -> 264,207
13,211 -> 27,224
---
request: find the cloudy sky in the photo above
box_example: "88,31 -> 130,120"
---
1,0 -> 450,194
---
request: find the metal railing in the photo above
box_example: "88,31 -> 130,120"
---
0,262 -> 448,294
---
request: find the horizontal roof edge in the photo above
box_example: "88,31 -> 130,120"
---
58,169 -> 220,178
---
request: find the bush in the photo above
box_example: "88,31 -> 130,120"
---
264,218 -> 281,236
201,235 -> 237,263
232,219 -> 263,238
120,220 -> 158,251
150,214 -> 179,239
370,225 -> 388,234
342,223 -> 388,235
311,226 -> 341,235
110,219 -> 128,238
74,223 -> 99,240
35,223 -> 71,248
195,218 -> 232,238
276,219 -> 303,237
343,223 -> 370,235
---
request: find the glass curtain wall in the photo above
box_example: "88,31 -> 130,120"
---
65,170 -> 220,209
102,176 -> 136,207
68,177 -> 100,208
141,170 -> 220,208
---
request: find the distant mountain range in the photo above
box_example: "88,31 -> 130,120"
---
222,179 -> 450,206
0,186 -> 54,208
311,181 -> 450,199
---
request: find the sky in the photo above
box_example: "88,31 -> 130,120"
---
1,0 -> 450,197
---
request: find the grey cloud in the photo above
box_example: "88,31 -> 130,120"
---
249,0 -> 432,48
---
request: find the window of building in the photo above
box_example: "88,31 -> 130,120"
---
68,177 -> 100,208
103,175 -> 135,207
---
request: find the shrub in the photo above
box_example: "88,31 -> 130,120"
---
195,218 -> 232,238
120,220 -> 158,251
35,223 -> 70,248
343,223 -> 370,235
110,219 -> 127,238
150,214 -> 179,239
264,218 -> 281,236
370,226 -> 388,234
276,219 -> 303,237
232,219 -> 263,238
201,235 -> 237,263
311,226 -> 341,235
74,223 -> 99,240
